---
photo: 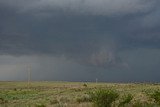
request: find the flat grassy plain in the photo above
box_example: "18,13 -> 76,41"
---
0,81 -> 160,107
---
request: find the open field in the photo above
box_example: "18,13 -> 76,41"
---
0,81 -> 160,107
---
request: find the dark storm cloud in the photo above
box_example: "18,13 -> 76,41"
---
0,0 -> 160,67
0,0 -> 156,15
0,0 -> 160,81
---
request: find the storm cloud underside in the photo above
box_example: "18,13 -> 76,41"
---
0,0 -> 160,82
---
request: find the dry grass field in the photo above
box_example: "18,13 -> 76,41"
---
0,81 -> 160,107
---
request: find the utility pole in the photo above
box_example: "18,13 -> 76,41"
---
27,65 -> 31,89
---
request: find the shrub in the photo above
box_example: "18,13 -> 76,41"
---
0,98 -> 8,104
50,99 -> 59,104
13,88 -> 17,91
59,97 -> 70,103
145,89 -> 160,105
76,94 -> 92,103
35,103 -> 46,107
132,101 -> 157,107
132,101 -> 142,107
118,94 -> 133,107
83,83 -> 87,87
89,89 -> 119,107
35,104 -> 45,107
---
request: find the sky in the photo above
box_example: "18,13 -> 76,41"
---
0,0 -> 160,82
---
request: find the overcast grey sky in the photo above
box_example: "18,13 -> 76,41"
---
0,0 -> 160,82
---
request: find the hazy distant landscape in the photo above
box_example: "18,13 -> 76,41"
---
0,81 -> 160,107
